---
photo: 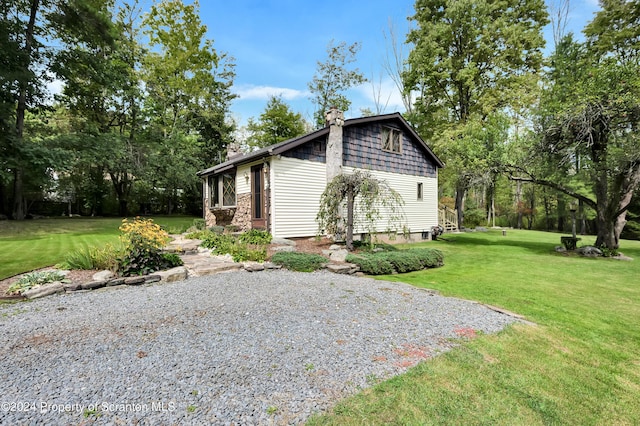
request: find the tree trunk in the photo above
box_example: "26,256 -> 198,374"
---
455,183 -> 466,230
557,196 -> 565,232
515,180 -> 523,229
12,0 -> 40,220
346,187 -> 355,251
578,199 -> 586,235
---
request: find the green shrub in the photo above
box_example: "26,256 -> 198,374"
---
185,229 -> 211,240
271,252 -> 328,272
161,252 -> 184,268
239,229 -> 272,245
346,248 -> 444,275
60,244 -> 121,271
192,218 -> 206,230
7,270 -> 69,295
230,245 -> 268,262
352,240 -> 398,252
200,232 -> 236,253
411,248 -> 445,268
345,254 -> 395,275
225,225 -> 239,233
379,251 -> 423,273
209,225 -> 225,234
117,218 -> 172,276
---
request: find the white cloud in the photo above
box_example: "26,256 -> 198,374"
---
235,84 -> 310,101
354,77 -> 408,114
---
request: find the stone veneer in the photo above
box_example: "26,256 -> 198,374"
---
230,193 -> 251,231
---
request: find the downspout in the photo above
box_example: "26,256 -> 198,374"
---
264,160 -> 271,234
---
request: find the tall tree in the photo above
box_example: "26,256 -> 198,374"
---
404,0 -> 548,228
245,95 -> 306,150
512,1 -> 640,249
308,40 -> 367,128
142,0 -> 236,213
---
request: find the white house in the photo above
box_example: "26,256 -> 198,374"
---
197,109 -> 444,240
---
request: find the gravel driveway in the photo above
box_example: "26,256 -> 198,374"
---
1,270 -> 520,425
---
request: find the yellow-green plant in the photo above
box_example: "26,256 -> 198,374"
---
118,218 -> 173,276
119,217 -> 169,253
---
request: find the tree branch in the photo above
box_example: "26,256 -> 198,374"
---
505,165 -> 597,210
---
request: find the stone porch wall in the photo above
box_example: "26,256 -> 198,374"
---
230,193 -> 251,232
204,198 -> 235,228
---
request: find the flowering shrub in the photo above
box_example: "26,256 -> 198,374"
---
117,217 -> 180,276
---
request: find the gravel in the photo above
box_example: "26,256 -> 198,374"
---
0,270 -> 520,425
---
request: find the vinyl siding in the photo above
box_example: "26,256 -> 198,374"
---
270,156 -> 327,238
343,167 -> 438,236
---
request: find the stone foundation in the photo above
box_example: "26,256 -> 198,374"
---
204,197 -> 236,228
231,193 -> 251,232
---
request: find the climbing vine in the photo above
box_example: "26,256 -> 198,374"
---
316,171 -> 406,250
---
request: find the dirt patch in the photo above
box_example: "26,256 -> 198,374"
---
267,237 -> 335,258
0,268 -> 98,298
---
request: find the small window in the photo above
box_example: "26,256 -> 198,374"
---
222,174 -> 235,206
312,141 -> 323,154
417,182 -> 423,201
382,127 -> 402,154
209,174 -> 236,208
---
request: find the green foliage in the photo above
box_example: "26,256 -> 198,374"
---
200,230 -> 269,262
200,232 -> 235,252
316,170 -> 406,251
246,95 -> 307,150
209,226 -> 225,234
160,252 -> 184,268
59,244 -> 121,271
238,229 -> 272,245
117,218 -> 171,276
192,218 -> 206,230
346,248 -> 444,275
345,254 -> 395,275
7,271 -> 69,295
270,252 -> 328,272
228,245 -> 267,263
308,40 -> 367,128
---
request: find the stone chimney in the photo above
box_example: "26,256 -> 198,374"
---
325,107 -> 344,183
225,141 -> 242,161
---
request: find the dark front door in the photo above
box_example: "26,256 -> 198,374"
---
251,164 -> 266,229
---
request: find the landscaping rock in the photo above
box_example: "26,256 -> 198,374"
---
329,249 -> 349,263
24,282 -> 65,299
577,246 -> 603,257
329,244 -> 343,250
192,263 -> 243,277
326,263 -> 358,274
612,254 -> 633,261
272,245 -> 296,253
156,266 -> 188,283
93,270 -> 114,281
263,262 -> 282,270
145,275 -> 161,283
244,262 -> 265,272
271,237 -> 296,246
63,282 -> 82,292
124,276 -> 146,285
212,254 -> 235,262
107,278 -> 125,286
555,246 -> 567,253
81,280 -> 108,290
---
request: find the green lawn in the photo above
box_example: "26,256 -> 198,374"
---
0,216 -> 197,280
309,230 -> 640,425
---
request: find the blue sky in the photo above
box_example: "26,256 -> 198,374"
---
140,0 -> 602,127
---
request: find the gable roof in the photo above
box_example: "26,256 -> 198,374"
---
197,112 -> 444,177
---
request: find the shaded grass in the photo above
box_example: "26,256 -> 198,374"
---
309,230 -> 640,425
0,216 -> 197,280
